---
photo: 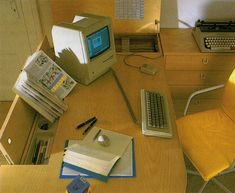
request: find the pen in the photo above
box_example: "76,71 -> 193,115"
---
77,116 -> 96,129
82,119 -> 97,135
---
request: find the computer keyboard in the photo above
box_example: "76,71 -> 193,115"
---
140,89 -> 172,138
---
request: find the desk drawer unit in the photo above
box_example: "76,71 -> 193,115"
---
164,54 -> 235,117
161,29 -> 235,118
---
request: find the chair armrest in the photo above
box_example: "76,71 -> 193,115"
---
183,84 -> 225,116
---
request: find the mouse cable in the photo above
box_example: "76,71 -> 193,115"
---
122,53 -> 162,69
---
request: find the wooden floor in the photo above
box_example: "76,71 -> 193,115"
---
185,156 -> 235,193
0,100 -> 234,193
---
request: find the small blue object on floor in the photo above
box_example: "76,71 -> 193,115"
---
66,175 -> 90,193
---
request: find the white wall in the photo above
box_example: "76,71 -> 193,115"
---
38,0 -> 54,45
161,0 -> 235,28
36,0 -> 235,40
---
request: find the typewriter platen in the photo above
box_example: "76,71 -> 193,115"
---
192,20 -> 235,52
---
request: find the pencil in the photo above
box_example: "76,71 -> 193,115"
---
82,119 -> 97,135
77,116 -> 96,129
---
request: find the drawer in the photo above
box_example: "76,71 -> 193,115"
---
165,55 -> 235,70
166,70 -> 231,85
173,98 -> 221,118
169,85 -> 224,99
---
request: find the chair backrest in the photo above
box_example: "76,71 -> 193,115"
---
222,69 -> 235,122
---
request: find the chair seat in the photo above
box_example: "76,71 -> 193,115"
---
177,108 -> 235,181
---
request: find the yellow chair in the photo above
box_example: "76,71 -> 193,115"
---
177,69 -> 235,193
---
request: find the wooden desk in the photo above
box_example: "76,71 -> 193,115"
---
0,54 -> 186,193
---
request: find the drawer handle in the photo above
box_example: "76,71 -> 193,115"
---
200,73 -> 206,79
202,58 -> 209,64
193,100 -> 200,105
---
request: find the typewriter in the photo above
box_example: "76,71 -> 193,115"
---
192,20 -> 235,52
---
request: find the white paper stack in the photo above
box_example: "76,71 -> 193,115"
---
61,127 -> 134,181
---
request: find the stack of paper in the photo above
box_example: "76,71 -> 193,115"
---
61,127 -> 135,181
13,50 -> 77,122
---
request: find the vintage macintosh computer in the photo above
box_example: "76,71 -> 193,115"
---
52,13 -> 117,85
52,13 -> 172,139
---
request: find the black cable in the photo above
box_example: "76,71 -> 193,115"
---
122,53 -> 162,69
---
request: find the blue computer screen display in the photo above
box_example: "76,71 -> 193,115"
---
86,26 -> 110,59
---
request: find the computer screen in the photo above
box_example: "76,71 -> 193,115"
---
87,26 -> 110,59
52,14 -> 116,85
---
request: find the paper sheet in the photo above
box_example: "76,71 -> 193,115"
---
115,0 -> 144,20
80,127 -> 133,157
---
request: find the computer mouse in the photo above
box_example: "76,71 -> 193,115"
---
140,64 -> 157,75
97,134 -> 110,147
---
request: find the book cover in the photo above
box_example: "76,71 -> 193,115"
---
24,50 -> 77,99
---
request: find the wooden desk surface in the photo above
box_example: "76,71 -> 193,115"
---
0,54 -> 186,193
160,28 -> 199,55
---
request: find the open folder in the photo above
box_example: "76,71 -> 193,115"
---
60,127 -> 135,181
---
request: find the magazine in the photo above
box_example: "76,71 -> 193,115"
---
13,50 -> 77,122
24,50 -> 76,99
